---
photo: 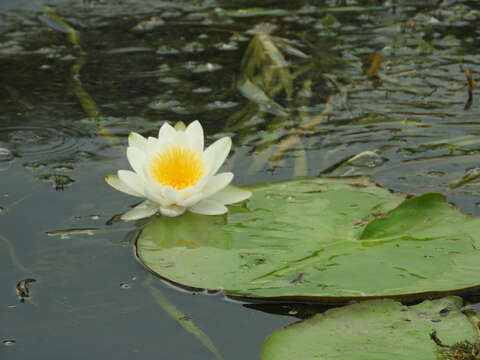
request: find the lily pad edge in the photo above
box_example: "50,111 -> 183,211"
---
134,176 -> 480,304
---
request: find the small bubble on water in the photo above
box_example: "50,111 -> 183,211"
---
7,304 -> 16,309
288,310 -> 298,315
120,283 -> 131,289
89,215 -> 100,220
2,340 -> 16,346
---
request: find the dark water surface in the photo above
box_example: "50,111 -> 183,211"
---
1,0 -> 480,359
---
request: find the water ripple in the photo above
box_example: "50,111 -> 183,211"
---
0,124 -> 91,159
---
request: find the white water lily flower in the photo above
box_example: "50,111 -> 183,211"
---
105,120 -> 251,220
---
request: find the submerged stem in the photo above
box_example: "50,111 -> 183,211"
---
44,8 -> 80,47
0,233 -> 32,275
0,195 -> 30,217
43,8 -> 120,146
144,278 -> 224,360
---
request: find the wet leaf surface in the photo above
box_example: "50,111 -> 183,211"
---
261,297 -> 478,360
137,177 -> 480,301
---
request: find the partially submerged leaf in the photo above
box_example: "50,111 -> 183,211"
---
238,78 -> 287,116
450,168 -> 480,189
136,177 -> 480,301
241,26 -> 302,98
274,38 -> 309,59
261,297 -> 478,360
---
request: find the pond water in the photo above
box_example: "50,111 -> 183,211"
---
1,0 -> 480,359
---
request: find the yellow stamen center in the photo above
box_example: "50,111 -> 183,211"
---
150,146 -> 204,190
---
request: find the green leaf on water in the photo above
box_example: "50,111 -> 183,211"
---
261,297 -> 478,360
136,177 -> 480,302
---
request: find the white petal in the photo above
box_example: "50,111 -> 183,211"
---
159,122 -> 188,147
143,169 -> 182,207
172,129 -> 189,148
188,199 -> 228,215
118,170 -> 145,196
203,137 -> 231,175
186,120 -> 204,152
182,172 -> 210,197
201,172 -> 233,198
127,146 -> 146,177
158,121 -> 176,141
177,192 -> 203,207
146,136 -> 164,157
128,132 -> 147,151
144,186 -> 169,207
164,186 -> 181,203
142,170 -> 169,205
105,174 -> 143,197
121,201 -> 158,221
207,185 -> 252,205
176,179 -> 208,204
159,204 -> 186,217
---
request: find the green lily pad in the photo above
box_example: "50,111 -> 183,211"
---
136,177 -> 480,301
261,297 -> 478,360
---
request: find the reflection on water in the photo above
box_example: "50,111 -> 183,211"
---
1,0 -> 480,359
